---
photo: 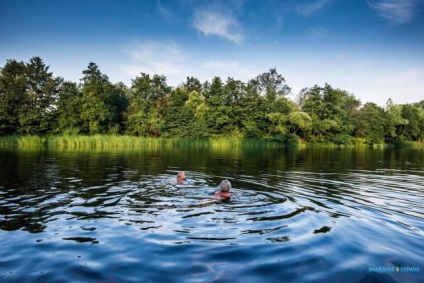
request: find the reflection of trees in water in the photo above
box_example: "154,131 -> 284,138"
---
0,149 -> 57,233
1,147 -> 423,234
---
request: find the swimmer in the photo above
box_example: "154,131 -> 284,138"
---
214,179 -> 231,199
186,180 -> 232,208
176,171 -> 186,184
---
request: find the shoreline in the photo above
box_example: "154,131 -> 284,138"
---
0,135 -> 423,150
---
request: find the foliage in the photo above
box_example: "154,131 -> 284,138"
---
0,59 -> 27,135
1,57 -> 424,147
354,103 -> 386,145
288,111 -> 312,136
125,73 -> 169,137
301,84 -> 359,144
56,81 -> 83,134
0,57 -> 63,135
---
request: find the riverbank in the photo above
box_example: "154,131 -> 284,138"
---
0,135 -> 285,149
0,135 -> 422,149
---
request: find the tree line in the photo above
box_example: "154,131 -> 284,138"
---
1,56 -> 423,145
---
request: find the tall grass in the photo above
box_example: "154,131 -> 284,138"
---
0,135 -> 286,150
0,135 -> 48,149
3,135 -> 421,150
53,135 -> 187,149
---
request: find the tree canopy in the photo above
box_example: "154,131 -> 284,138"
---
1,57 -> 423,145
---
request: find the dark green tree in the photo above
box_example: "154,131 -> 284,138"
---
125,73 -> 153,136
183,76 -> 202,94
19,57 -> 63,134
56,81 -> 83,134
354,102 -> 386,145
163,87 -> 192,137
203,77 -> 231,136
239,79 -> 267,138
397,104 -> 424,141
288,111 -> 312,136
108,82 -> 129,134
384,101 -> 408,143
184,90 -> 209,138
125,73 -> 170,136
0,60 -> 27,135
224,77 -> 245,135
255,68 -> 291,101
302,84 -> 359,144
80,62 -> 117,134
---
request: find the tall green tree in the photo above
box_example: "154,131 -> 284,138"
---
203,77 -> 231,136
397,104 -> 424,141
184,76 -> 202,93
302,84 -> 359,144
224,78 -> 245,135
384,102 -> 408,142
56,81 -> 83,134
163,87 -> 192,137
354,102 -> 386,145
108,82 -> 129,134
125,73 -> 151,136
80,62 -> 117,134
125,73 -> 170,136
255,68 -> 291,101
0,60 -> 27,135
19,57 -> 63,134
184,90 -> 209,138
239,79 -> 267,138
288,111 -> 312,136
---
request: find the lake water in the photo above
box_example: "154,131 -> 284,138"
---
0,146 -> 423,282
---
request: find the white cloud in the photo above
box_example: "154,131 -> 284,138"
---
279,53 -> 424,107
156,0 -> 174,22
367,0 -> 423,23
202,60 -> 257,81
370,69 -> 424,103
296,0 -> 332,16
193,10 -> 243,43
120,41 -> 186,85
332,67 -> 424,106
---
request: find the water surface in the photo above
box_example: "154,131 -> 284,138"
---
0,146 -> 423,282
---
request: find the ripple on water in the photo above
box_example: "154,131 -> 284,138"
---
1,161 -> 424,283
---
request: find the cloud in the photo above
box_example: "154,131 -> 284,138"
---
121,41 -> 186,85
350,68 -> 424,106
374,69 -> 424,86
193,10 -> 243,43
367,0 -> 423,23
202,60 -> 256,80
296,0 -> 332,16
156,0 -> 174,22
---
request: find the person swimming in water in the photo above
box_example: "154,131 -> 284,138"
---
176,171 -> 186,184
186,179 -> 232,208
214,179 -> 231,199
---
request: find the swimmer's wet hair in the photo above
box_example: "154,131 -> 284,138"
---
220,180 -> 231,192
177,171 -> 185,178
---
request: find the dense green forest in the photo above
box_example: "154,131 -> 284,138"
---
1,56 -> 423,146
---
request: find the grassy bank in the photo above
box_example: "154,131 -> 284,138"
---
0,135 -> 423,150
0,135 -> 286,149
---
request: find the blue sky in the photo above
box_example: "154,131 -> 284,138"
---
1,0 -> 424,106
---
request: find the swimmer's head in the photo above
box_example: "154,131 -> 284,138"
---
220,180 -> 231,192
177,171 -> 186,182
